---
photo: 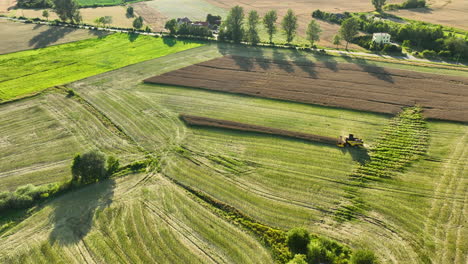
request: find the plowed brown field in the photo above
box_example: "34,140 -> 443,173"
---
181,114 -> 339,144
145,56 -> 468,122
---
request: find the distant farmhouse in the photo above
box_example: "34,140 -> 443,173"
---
372,33 -> 391,44
177,17 -> 191,24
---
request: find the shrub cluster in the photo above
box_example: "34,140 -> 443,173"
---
286,228 -> 353,264
385,0 -> 426,10
177,23 -> 213,37
0,183 -> 65,212
16,0 -> 52,8
353,35 -> 402,54
312,10 -> 352,24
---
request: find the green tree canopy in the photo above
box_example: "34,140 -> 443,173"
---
165,19 -> 178,35
126,6 -> 134,17
71,150 -> 107,184
306,19 -> 322,46
133,16 -> 144,29
263,10 -> 278,43
333,34 -> 342,48
372,0 -> 387,11
286,228 -> 311,254
281,9 -> 298,44
42,10 -> 49,21
339,17 -> 360,49
351,249 -> 378,264
246,10 -> 260,45
52,0 -> 81,23
224,5 -> 245,43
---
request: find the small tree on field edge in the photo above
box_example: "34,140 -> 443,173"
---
372,0 -> 387,11
306,19 -> 321,47
126,6 -> 134,17
263,10 -> 278,43
165,19 -> 178,35
339,17 -> 359,49
133,16 -> 144,29
42,10 -> 49,21
71,150 -> 112,185
333,34 -> 342,48
282,9 -> 298,44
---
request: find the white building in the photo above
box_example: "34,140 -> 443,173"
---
372,33 -> 391,44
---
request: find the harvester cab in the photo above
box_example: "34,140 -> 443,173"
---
337,134 -> 364,148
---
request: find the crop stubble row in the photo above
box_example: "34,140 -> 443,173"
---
145,56 -> 468,122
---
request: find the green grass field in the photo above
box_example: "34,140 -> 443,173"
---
1,42 -> 467,263
75,0 -> 145,7
0,33 -> 203,102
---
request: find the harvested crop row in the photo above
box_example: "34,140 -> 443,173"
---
180,114 -> 339,145
145,56 -> 468,122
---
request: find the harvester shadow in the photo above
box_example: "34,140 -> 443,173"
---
342,56 -> 394,83
49,179 -> 115,246
29,25 -> 108,49
340,147 -> 370,165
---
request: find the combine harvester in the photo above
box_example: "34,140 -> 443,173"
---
181,114 -> 365,148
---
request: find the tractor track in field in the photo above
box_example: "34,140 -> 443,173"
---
142,200 -> 222,264
426,127 -> 468,263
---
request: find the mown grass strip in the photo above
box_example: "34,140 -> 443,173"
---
335,107 -> 429,221
0,34 -> 204,102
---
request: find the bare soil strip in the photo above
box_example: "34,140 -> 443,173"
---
181,114 -> 339,145
145,56 -> 468,122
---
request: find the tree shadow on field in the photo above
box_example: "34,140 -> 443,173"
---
49,179 -> 115,246
288,50 -> 319,78
163,36 -> 177,46
342,55 -> 394,83
340,147 -> 370,165
128,32 -> 140,42
272,48 -> 294,73
29,26 -> 109,49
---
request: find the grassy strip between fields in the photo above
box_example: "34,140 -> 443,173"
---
335,107 -> 429,221
168,174 -> 352,264
0,33 -> 204,102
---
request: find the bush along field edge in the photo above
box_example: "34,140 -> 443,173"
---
334,106 -> 429,222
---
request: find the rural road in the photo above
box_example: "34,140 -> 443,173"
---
1,17 -> 467,67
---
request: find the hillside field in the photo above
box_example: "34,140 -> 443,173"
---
0,20 -> 109,55
0,40 -> 467,264
0,33 -> 203,102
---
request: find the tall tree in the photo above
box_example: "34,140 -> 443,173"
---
42,10 -> 49,21
333,34 -> 342,48
102,16 -> 112,27
281,9 -> 298,44
339,17 -> 359,49
224,5 -> 244,43
165,19 -> 178,35
263,10 -> 277,43
133,16 -> 143,29
246,10 -> 260,45
52,0 -> 81,23
306,19 -> 321,46
372,0 -> 386,12
71,150 -> 107,184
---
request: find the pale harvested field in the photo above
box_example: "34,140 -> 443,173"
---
0,20 -> 108,54
0,0 -> 15,14
9,6 -> 135,28
388,0 -> 468,30
0,93 -> 142,191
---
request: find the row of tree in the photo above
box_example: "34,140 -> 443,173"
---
218,6 -> 323,46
